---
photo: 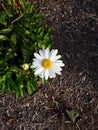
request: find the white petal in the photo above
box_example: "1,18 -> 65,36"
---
39,70 -> 45,78
45,48 -> 50,59
39,50 -> 45,58
56,71 -> 61,75
50,49 -> 58,60
53,62 -> 64,67
33,60 -> 41,65
32,62 -> 40,67
55,60 -> 63,63
45,69 -> 49,80
30,64 -> 36,68
31,60 -> 41,68
49,69 -> 56,78
34,67 -> 44,75
49,70 -> 53,78
34,53 -> 43,60
52,66 -> 62,75
50,49 -> 54,54
31,64 -> 41,69
33,58 -> 38,61
52,55 -> 61,61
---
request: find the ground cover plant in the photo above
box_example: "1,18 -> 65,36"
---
0,0 -> 56,97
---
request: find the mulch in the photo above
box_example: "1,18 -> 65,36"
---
0,0 -> 98,130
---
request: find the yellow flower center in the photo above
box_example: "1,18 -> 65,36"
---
42,59 -> 53,69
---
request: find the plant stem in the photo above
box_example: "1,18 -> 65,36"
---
1,3 -> 9,16
11,13 -> 24,23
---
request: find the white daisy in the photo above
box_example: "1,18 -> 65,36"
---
30,48 -> 64,80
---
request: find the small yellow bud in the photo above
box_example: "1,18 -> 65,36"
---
20,85 -> 24,88
21,64 -> 29,70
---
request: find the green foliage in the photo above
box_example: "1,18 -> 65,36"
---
66,109 -> 82,124
0,0 -> 53,97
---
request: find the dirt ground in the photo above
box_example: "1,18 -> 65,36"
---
0,0 -> 98,130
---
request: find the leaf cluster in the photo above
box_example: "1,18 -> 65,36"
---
0,0 -> 53,97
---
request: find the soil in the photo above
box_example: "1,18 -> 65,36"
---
0,0 -> 98,130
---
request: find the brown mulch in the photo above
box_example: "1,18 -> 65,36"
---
0,0 -> 98,130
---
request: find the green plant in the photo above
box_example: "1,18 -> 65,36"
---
0,0 -> 53,97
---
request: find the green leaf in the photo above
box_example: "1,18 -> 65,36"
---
0,78 -> 3,84
0,61 -> 7,70
0,11 -> 7,25
8,78 -> 19,92
0,35 -> 7,40
34,13 -> 45,20
31,82 -> 37,92
16,92 -> 20,99
15,25 -> 25,36
6,78 -> 12,92
30,5 -> 34,13
20,87 -> 25,97
19,0 -> 25,9
27,80 -> 33,95
2,83 -> 7,93
26,79 -> 37,95
21,45 -> 31,62
66,109 -> 81,124
11,33 -> 17,44
6,71 -> 12,78
0,28 -> 12,34
25,30 -> 30,35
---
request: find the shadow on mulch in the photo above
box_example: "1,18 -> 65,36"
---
0,0 -> 98,130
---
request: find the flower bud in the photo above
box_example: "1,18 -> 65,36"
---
21,64 -> 29,70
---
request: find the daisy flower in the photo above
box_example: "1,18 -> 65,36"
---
30,48 -> 64,80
